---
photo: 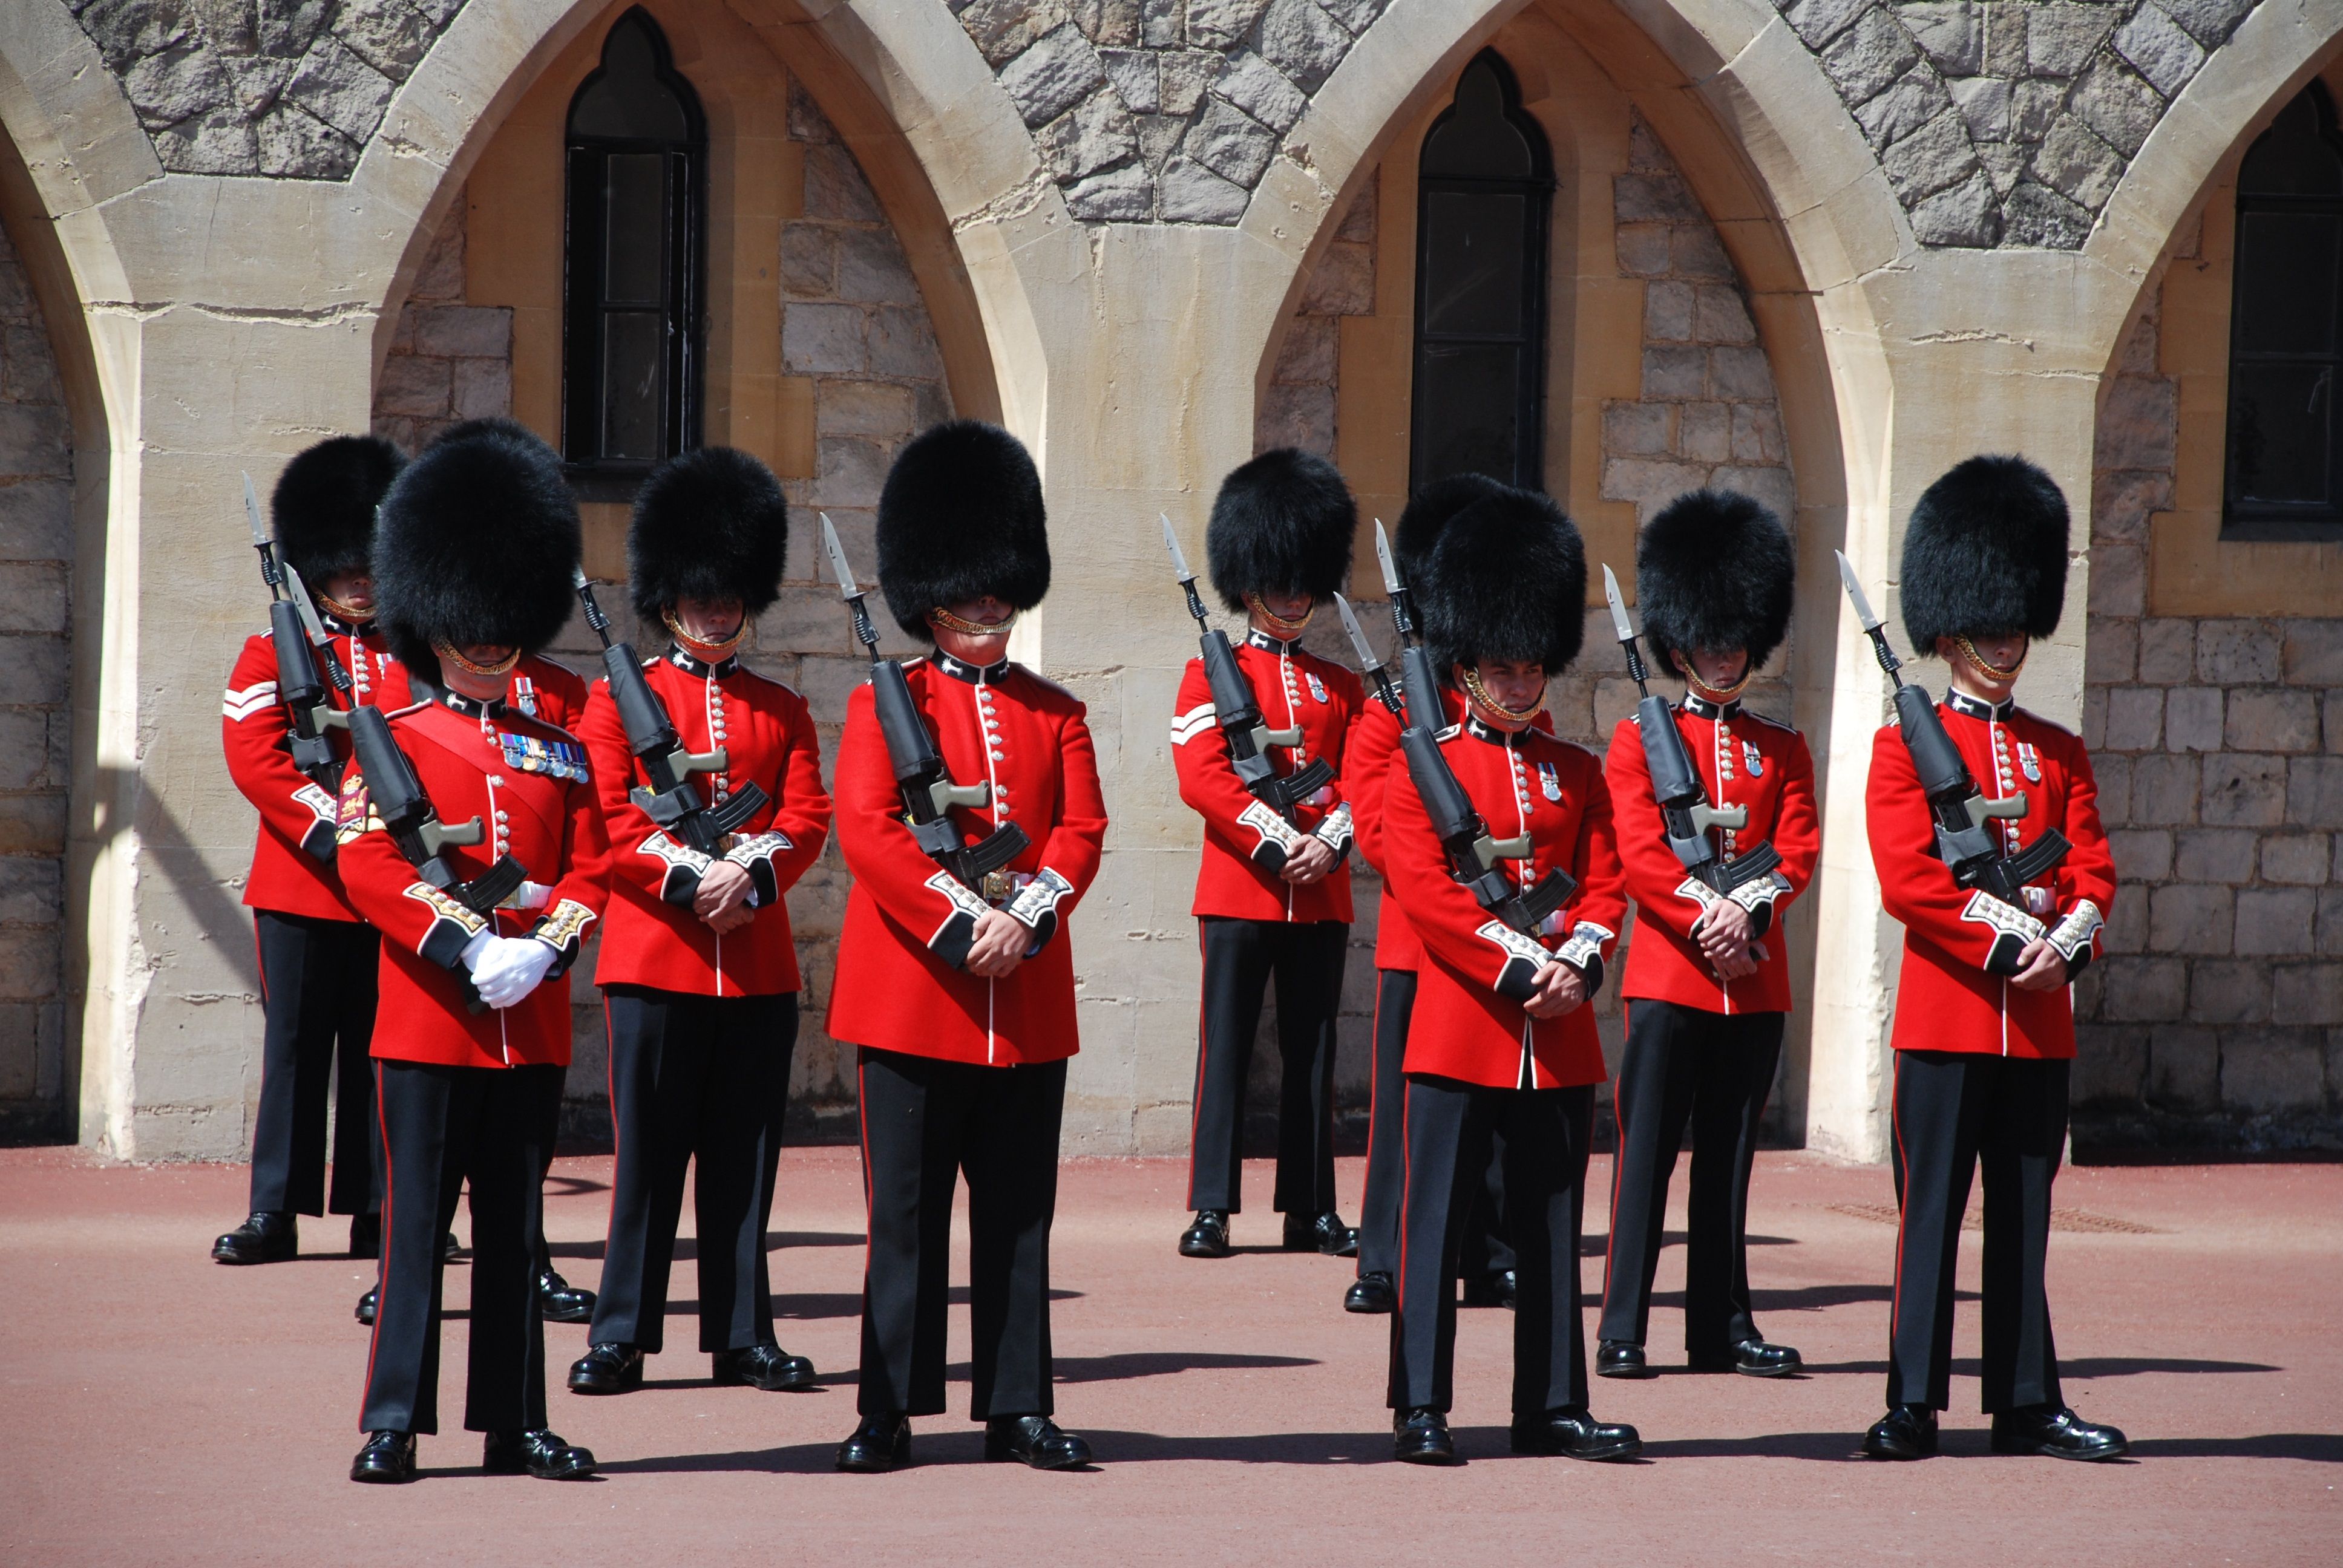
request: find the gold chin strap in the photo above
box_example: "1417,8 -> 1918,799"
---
1953,635 -> 2027,684
318,595 -> 376,624
1461,666 -> 1544,726
432,639 -> 521,678
663,606 -> 748,656
1244,593 -> 1313,635
1682,660 -> 1754,703
928,606 -> 1017,637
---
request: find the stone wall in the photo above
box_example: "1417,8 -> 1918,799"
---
2076,270 -> 2343,1153
372,200 -> 513,451
1253,167 -> 1374,459
0,216 -> 72,1138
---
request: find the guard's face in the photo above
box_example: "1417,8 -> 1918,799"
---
321,572 -> 375,612
1967,631 -> 2028,672
931,596 -> 1015,662
1678,646 -> 1750,693
1466,658 -> 1547,730
1254,588 -> 1314,632
675,595 -> 744,645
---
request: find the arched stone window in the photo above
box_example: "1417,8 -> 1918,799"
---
1409,52 -> 1553,492
563,9 -> 706,485
2224,82 -> 2343,539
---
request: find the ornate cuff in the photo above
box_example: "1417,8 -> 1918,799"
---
924,869 -> 991,969
1725,869 -> 1791,939
1553,921 -> 1614,997
404,883 -> 490,971
1477,920 -> 1553,1003
724,829 -> 794,908
1311,802 -> 1355,864
1960,890 -> 2046,978
529,898 -> 597,977
637,831 -> 713,908
293,781 -> 339,862
1238,799 -> 1304,874
2046,898 -> 2104,976
1004,867 -> 1076,953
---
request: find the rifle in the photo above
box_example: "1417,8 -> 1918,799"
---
820,514 -> 1029,895
1835,550 -> 2067,907
344,704 -> 526,1013
1160,514 -> 1332,820
1372,519 -> 1449,734
571,568 -> 767,872
1332,593 -> 1574,938
1599,565 -> 1781,895
243,472 -> 350,784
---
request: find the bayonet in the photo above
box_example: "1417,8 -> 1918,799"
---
1334,592 -> 1400,714
244,471 -> 284,595
1373,519 -> 1402,599
281,563 -> 353,701
822,513 -> 883,655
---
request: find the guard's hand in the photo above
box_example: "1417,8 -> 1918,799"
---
470,936 -> 557,1009
1281,836 -> 1337,885
696,861 -> 755,932
1696,900 -> 1755,965
1523,960 -> 1587,1019
965,909 -> 1031,978
2010,937 -> 2068,991
1711,943 -> 1761,982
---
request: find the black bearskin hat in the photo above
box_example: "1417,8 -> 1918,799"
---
1393,471 -> 1506,583
373,425 -> 582,676
1899,454 -> 2069,653
1204,448 -> 1357,612
876,420 -> 1050,641
1636,489 -> 1795,676
1422,489 -> 1587,678
270,435 -> 404,587
431,416 -> 552,454
628,447 -> 788,626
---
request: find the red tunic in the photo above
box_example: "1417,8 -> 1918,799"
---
221,618 -> 414,921
580,648 -> 831,997
1354,687 -> 1516,973
1867,692 -> 2115,1060
333,691 -> 612,1070
1605,696 -> 1820,1015
1381,716 -> 1628,1089
829,654 -> 1109,1067
1171,633 -> 1361,923
509,655 -> 589,730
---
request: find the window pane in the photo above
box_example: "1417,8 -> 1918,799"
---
1421,58 -> 1534,179
569,16 -> 690,142
1415,342 -> 1521,485
2235,211 -> 2339,355
601,310 -> 666,461
603,153 -> 666,307
2229,362 -> 2333,508
1421,191 -> 1525,337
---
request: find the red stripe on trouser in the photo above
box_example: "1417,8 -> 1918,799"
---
1888,1053 -> 1908,1353
601,1004 -> 621,1249
1185,920 -> 1210,1206
1361,978 -> 1385,1238
359,1059 -> 390,1431
1394,1077 -> 1414,1312
1603,999 -> 1631,1298
252,916 -> 268,1005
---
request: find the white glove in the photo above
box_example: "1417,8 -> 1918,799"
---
467,935 -> 557,1010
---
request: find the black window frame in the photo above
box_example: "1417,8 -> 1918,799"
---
561,8 -> 708,499
2221,80 -> 2343,541
1408,50 -> 1556,495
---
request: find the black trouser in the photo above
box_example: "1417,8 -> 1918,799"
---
1888,1050 -> 2068,1414
361,1059 -> 562,1436
1388,1073 -> 1594,1417
1186,916 -> 1346,1214
1358,969 -> 1509,1282
1598,1000 -> 1783,1356
590,987 -> 798,1354
856,1047 -> 1066,1420
249,910 -> 382,1218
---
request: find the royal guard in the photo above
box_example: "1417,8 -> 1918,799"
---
827,421 -> 1108,1474
1171,449 -> 1364,1263
339,425 -> 609,1485
1859,455 -> 2124,1463
355,417 -> 596,1331
1596,491 -> 1819,1380
1345,472 -> 1510,1316
214,436 -> 411,1268
1380,491 -> 1638,1465
565,447 -> 831,1398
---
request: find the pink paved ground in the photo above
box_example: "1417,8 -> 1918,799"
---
2,1147 -> 2336,1565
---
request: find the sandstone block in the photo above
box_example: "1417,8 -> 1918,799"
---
1065,163 -> 1155,221
2144,1022 -> 2218,1110
2027,3 -> 2118,74
1614,174 -> 1704,226
449,358 -> 510,421
779,223 -> 837,298
1603,402 -> 1673,457
999,24 -> 1106,127
2189,959 -> 2269,1024
2128,752 -> 2196,823
1880,110 -> 1978,207
2090,468 -> 2173,544
2149,881 -> 2231,953
0,563 -> 67,637
0,407 -> 71,480
1821,8 -> 1921,105
1641,345 -> 1707,400
2083,685 -> 2108,748
2322,889 -> 2343,956
1679,402 -> 1732,464
2281,619 -> 2343,684
960,0 -> 1070,67
2103,684 -> 2161,750
1694,286 -> 1757,344
1336,174 -> 1377,241
836,227 -> 923,305
338,0 -> 436,79
1099,48 -> 1160,115
0,711 -> 49,791
1709,345 -> 1773,400
0,855 -> 60,927
869,307 -> 946,379
1781,0 -> 1871,51
781,302 -> 867,376
2258,833 -> 2330,887
410,216 -> 466,302
1896,2 -> 1982,74
1038,89 -> 1142,184
1299,242 -> 1373,315
2112,2 -> 2206,97
1855,67 -> 1954,151
1672,223 -> 1735,281
285,34 -> 393,145
2289,757 -> 2343,829
1159,50 -> 1221,116
0,924 -> 58,1002
2221,1030 -> 2325,1113
1159,155 -> 1249,224
2197,619 -> 2281,684
2201,754 -> 2285,826
2164,685 -> 2221,753
1257,0 -> 1351,94
2235,887 -> 2316,956
2097,955 -> 2185,1022
1270,315 -> 1337,384
1141,0 -> 1182,47
1731,403 -> 1786,463
2137,618 -> 2194,683
373,354 -> 449,417
2226,688 -> 2319,754
1214,51 -> 1307,134
1318,0 -> 1387,31
816,381 -> 916,440
2086,542 -> 2145,617
254,104 -> 355,180
2174,826 -> 2256,883
1254,382 -> 1334,458
1185,0 -> 1272,47
2103,881 -> 2149,953
804,145 -> 885,223
2273,962 -> 2343,1026
1643,281 -> 1695,342
1600,457 -> 1708,511
0,483 -> 71,563
2068,56 -> 2163,160
1909,169 -> 2002,248
2096,372 -> 2178,472
0,792 -> 64,857
413,305 -> 509,360
787,77 -> 836,143
1947,74 -> 2011,143
2107,828 -> 2171,882
2158,0 -> 2255,50
2085,616 -> 2135,684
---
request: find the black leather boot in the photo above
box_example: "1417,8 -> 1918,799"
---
1460,1268 -> 1516,1309
1990,1405 -> 2129,1461
1282,1212 -> 1358,1257
536,1267 -> 596,1324
349,1430 -> 415,1483
1596,1340 -> 1650,1379
836,1413 -> 911,1472
1690,1338 -> 1803,1377
355,1286 -> 378,1326
712,1344 -> 817,1390
1863,1403 -> 1940,1460
1510,1407 -> 1642,1460
1344,1271 -> 1395,1314
213,1211 -> 298,1265
985,1416 -> 1093,1469
482,1429 -> 596,1478
1178,1210 -> 1231,1258
1392,1406 -> 1457,1465
566,1342 -> 643,1394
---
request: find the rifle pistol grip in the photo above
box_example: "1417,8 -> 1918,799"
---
1971,794 -> 2030,825
1479,831 -> 1532,866
421,816 -> 486,854
1251,722 -> 1305,749
316,707 -> 351,733
671,746 -> 728,776
931,780 -> 991,812
1689,802 -> 1748,834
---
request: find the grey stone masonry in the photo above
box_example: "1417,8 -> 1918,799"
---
2075,272 -> 2343,1152
371,200 -> 511,452
70,0 -> 471,180
1771,0 -> 2266,249
1252,166 -> 1374,458
0,217 -> 73,1135
948,0 -> 1388,224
